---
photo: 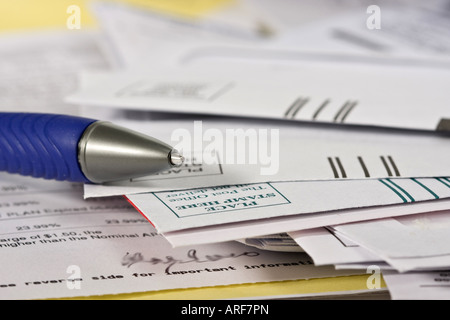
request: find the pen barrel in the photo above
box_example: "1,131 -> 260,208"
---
0,113 -> 96,182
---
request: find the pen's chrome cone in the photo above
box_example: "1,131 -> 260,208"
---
79,121 -> 180,183
169,149 -> 184,167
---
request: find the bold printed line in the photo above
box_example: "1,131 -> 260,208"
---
339,101 -> 357,123
386,178 -> 415,202
284,98 -> 300,118
290,97 -> 309,119
285,97 -> 308,118
411,178 -> 439,199
388,155 -> 401,177
335,157 -> 347,178
357,156 -> 370,177
266,182 -> 292,204
379,179 -> 407,203
312,99 -> 330,120
380,156 -> 393,176
436,177 -> 450,188
333,101 -> 350,122
328,157 -> 339,178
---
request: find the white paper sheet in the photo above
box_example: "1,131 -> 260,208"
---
334,262 -> 393,271
274,1 -> 450,61
382,270 -> 450,300
89,1 -> 259,69
334,210 -> 450,272
161,196 -> 450,247
289,227 -> 381,266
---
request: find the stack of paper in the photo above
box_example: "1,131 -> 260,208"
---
1,0 -> 450,300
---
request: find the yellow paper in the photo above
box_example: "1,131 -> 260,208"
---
0,0 -> 95,32
62,275 -> 387,300
0,0 -> 232,32
113,0 -> 233,19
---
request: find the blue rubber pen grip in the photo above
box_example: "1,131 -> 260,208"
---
0,113 -> 96,182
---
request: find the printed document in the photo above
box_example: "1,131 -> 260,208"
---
0,173 -> 358,300
0,30 -> 108,115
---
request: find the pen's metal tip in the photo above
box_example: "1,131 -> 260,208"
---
169,149 -> 184,167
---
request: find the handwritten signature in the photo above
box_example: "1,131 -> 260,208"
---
122,249 -> 260,273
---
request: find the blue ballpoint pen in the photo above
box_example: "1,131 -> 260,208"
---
0,113 -> 184,183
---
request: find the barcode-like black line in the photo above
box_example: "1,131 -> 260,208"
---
284,97 -> 302,118
328,157 -> 339,178
333,101 -> 350,122
387,155 -> 401,177
335,157 -> 347,178
357,156 -> 370,177
339,101 -> 357,123
290,98 -> 309,119
380,156 -> 393,176
312,99 -> 330,120
333,101 -> 349,121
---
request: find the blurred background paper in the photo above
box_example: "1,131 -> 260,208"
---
115,0 -> 233,19
0,0 -> 232,32
0,0 -> 96,32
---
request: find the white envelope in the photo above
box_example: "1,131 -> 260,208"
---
127,177 -> 450,234
141,197 -> 450,248
84,118 -> 450,198
67,63 -> 450,132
